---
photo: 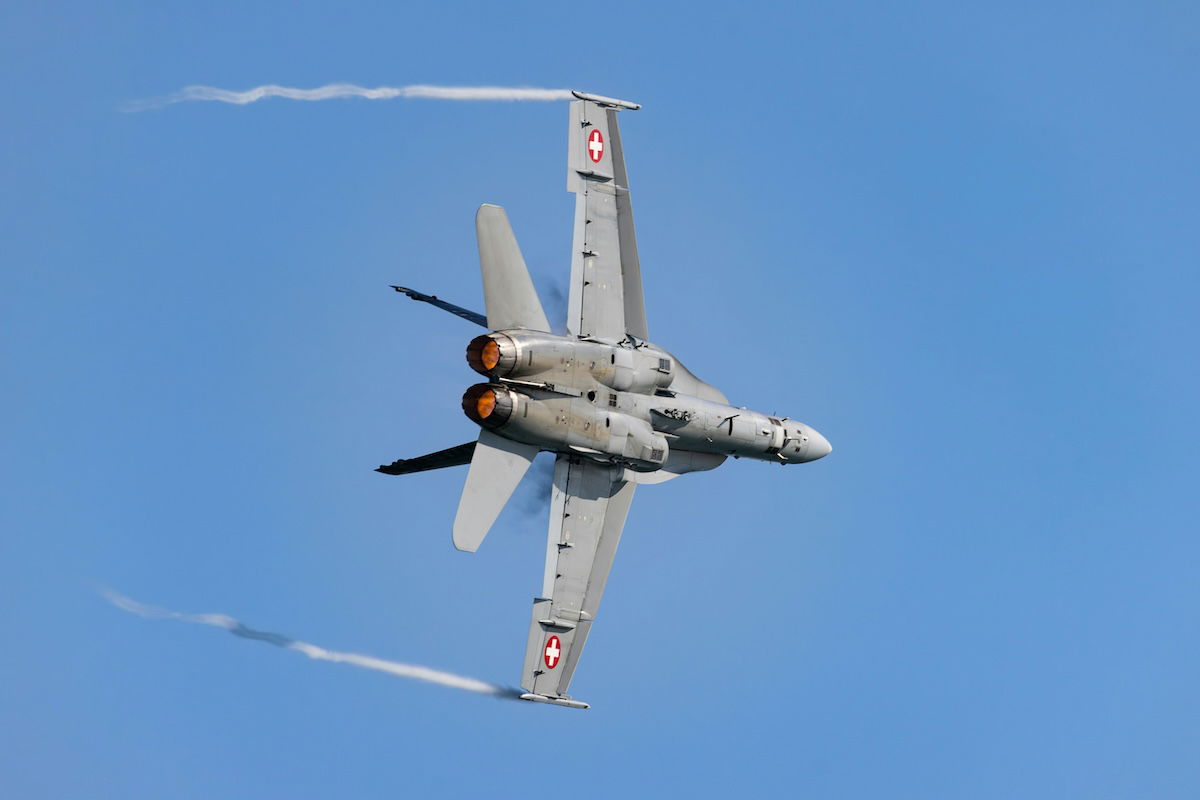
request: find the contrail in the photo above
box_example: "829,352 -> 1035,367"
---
102,589 -> 522,701
123,83 -> 575,111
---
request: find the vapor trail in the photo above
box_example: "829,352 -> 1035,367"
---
123,83 -> 575,111
102,589 -> 522,700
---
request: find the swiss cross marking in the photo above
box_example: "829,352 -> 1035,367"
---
543,635 -> 562,669
587,129 -> 605,163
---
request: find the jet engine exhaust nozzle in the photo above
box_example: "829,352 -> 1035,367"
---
462,383 -> 513,428
466,333 -> 518,377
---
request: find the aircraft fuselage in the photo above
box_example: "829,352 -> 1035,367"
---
462,330 -> 830,475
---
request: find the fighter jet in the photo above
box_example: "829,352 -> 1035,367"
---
381,91 -> 831,709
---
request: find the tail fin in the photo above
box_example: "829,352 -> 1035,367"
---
452,429 -> 539,552
476,205 -> 550,332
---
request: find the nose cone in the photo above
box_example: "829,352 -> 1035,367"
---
804,428 -> 832,461
782,424 -> 832,463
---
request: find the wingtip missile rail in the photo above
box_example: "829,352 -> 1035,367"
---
519,693 -> 590,710
570,90 -> 641,110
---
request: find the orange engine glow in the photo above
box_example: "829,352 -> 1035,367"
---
475,388 -> 497,419
466,333 -> 513,377
462,382 -> 512,428
481,339 -> 501,371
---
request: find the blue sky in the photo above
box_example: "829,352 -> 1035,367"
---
3,2 -> 1198,797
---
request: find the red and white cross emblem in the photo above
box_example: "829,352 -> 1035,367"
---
587,129 -> 605,163
543,635 -> 562,669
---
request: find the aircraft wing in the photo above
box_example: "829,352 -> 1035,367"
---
566,98 -> 647,341
519,455 -> 635,701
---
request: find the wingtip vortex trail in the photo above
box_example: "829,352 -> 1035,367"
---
102,589 -> 523,700
123,83 -> 576,111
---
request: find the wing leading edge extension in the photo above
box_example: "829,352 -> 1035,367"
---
520,456 -> 635,701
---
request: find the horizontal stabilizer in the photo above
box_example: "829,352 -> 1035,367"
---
376,442 -> 477,475
453,429 -> 539,552
391,285 -> 487,328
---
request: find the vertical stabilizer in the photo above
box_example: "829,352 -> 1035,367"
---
475,205 -> 551,333
452,429 -> 540,552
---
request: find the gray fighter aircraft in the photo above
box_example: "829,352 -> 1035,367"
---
382,91 -> 831,709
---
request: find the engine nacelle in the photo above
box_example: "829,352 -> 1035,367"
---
461,382 -> 668,471
466,331 -> 675,395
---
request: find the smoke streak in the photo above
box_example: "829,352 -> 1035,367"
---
102,589 -> 522,700
514,451 -> 556,521
124,83 -> 575,111
534,273 -> 569,336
